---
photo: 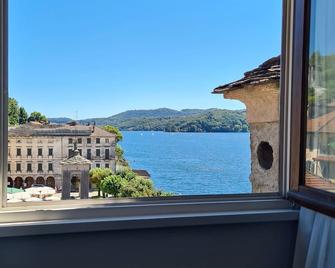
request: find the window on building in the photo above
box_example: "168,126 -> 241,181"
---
96,149 -> 100,157
105,163 -> 109,168
38,148 -> 43,156
96,138 -> 100,144
48,148 -> 53,156
105,149 -> 110,160
87,149 -> 91,160
38,163 -> 43,172
16,148 -> 21,156
78,138 -> 82,144
105,138 -> 109,143
87,138 -> 91,144
48,163 -> 53,171
69,138 -> 73,144
79,149 -> 82,156
96,163 -> 100,168
27,148 -> 32,156
27,163 -> 32,172
16,163 -> 21,172
8,163 -> 10,172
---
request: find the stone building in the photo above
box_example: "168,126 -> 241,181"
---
213,56 -> 280,192
8,122 -> 116,190
60,147 -> 92,200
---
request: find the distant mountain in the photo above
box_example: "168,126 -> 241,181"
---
106,108 -> 184,120
47,117 -> 73,124
48,108 -> 249,132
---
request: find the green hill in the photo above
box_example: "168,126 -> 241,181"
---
49,108 -> 248,132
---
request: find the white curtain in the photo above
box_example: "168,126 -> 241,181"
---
293,207 -> 335,268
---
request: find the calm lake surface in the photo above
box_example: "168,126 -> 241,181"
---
121,131 -> 251,195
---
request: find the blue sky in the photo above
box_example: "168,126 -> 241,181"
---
9,0 -> 282,119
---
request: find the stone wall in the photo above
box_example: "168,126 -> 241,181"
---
224,82 -> 279,124
222,81 -> 280,193
249,122 -> 279,192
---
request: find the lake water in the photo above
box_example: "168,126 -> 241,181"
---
121,131 -> 251,195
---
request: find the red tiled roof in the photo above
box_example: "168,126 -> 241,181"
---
305,172 -> 335,191
313,155 -> 335,162
307,111 -> 335,133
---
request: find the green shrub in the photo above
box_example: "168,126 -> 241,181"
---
121,177 -> 155,197
100,175 -> 127,197
89,168 -> 114,197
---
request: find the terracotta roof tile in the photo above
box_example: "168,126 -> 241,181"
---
307,111 -> 335,133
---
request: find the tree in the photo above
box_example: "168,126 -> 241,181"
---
115,144 -> 127,164
8,98 -> 19,126
89,168 -> 113,197
103,125 -> 123,142
120,177 -> 155,197
100,168 -> 171,198
28,111 -> 48,124
116,167 -> 136,181
100,175 -> 127,197
18,107 -> 28,125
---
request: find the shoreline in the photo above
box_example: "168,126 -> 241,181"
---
120,130 -> 250,134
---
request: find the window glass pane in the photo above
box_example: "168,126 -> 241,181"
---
306,0 -> 335,192
7,0 -> 281,203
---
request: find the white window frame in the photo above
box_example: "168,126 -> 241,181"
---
0,0 -> 298,236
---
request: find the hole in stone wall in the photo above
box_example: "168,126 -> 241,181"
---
257,141 -> 273,170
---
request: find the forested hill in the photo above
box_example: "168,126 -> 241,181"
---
49,108 -> 249,133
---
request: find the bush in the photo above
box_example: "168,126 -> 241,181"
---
100,175 -> 127,197
121,177 -> 155,197
116,168 -> 136,181
89,168 -> 114,197
100,169 -> 172,198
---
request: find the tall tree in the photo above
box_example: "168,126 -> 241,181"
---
8,98 -> 19,126
18,107 -> 28,125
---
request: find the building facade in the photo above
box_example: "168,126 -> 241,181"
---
8,122 -> 116,190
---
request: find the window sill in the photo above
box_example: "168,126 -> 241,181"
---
0,195 -> 299,238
